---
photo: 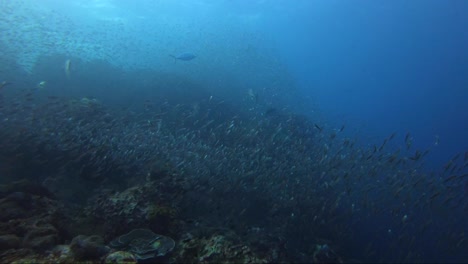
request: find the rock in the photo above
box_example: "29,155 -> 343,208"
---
70,235 -> 110,260
0,193 -> 31,221
45,245 -> 74,263
0,234 -> 21,250
0,179 -> 55,199
0,248 -> 35,263
22,224 -> 58,250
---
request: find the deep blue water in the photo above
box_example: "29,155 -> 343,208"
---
267,0 -> 468,172
0,0 -> 467,262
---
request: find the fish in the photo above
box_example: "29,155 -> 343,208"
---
378,139 -> 388,152
247,89 -> 258,103
443,175 -> 458,184
64,59 -> 71,79
405,132 -> 412,150
0,81 -> 11,90
37,81 -> 47,89
169,53 -> 196,62
409,150 -> 422,161
314,124 -> 323,132
429,191 -> 441,202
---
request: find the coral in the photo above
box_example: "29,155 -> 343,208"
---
312,244 -> 343,264
146,204 -> 177,221
109,229 -> 175,261
104,251 -> 137,264
85,186 -> 148,240
175,233 -> 270,263
45,245 -> 75,263
145,203 -> 178,233
85,179 -> 183,240
0,188 -> 64,252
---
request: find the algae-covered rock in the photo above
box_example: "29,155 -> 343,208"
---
109,229 -> 175,261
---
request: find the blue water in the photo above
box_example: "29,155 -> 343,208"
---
267,0 -> 468,172
1,0 -> 467,262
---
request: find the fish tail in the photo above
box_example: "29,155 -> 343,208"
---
169,55 -> 177,63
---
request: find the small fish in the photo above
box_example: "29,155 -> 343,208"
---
444,160 -> 453,173
378,139 -> 388,152
409,150 -> 422,161
314,124 -> 323,132
247,89 -> 258,103
0,81 -> 11,90
343,139 -> 350,147
64,59 -> 71,79
170,53 -> 196,62
429,191 -> 441,201
443,175 -> 457,184
37,81 -> 47,89
405,132 -> 412,150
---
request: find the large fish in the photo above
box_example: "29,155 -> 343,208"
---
169,53 -> 196,62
